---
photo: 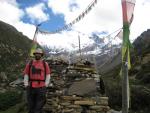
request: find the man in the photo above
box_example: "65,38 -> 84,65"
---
23,48 -> 51,113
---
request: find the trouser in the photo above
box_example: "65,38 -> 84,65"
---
27,87 -> 47,113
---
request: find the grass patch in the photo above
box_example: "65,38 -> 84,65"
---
0,102 -> 27,113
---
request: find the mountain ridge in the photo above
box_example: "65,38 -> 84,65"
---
0,20 -> 33,82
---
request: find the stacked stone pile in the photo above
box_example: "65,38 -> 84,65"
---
43,59 -> 110,113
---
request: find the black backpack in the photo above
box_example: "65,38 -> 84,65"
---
28,60 -> 46,82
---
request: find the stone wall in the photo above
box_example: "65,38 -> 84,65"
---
44,94 -> 110,113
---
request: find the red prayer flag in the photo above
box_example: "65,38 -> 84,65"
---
122,0 -> 136,24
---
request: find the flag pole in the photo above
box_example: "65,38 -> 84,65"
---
121,0 -> 135,113
122,25 -> 130,113
29,24 -> 41,58
33,25 -> 38,41
78,33 -> 82,60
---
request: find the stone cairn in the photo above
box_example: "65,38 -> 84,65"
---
43,58 -> 110,113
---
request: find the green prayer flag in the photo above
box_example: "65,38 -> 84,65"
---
30,42 -> 37,57
122,24 -> 132,70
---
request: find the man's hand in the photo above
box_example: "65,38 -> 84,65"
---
45,82 -> 49,87
24,74 -> 29,88
24,82 -> 29,87
45,74 -> 51,87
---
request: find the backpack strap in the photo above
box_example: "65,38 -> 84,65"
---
28,60 -> 33,82
42,60 -> 46,81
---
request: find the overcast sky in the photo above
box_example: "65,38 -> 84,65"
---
0,0 -> 150,50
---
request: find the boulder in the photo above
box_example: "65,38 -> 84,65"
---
0,72 -> 7,82
68,79 -> 97,96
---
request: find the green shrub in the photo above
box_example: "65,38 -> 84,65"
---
0,90 -> 22,111
131,85 -> 150,110
104,78 -> 122,110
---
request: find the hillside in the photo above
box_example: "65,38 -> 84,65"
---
0,21 -> 32,81
0,21 -> 34,112
100,29 -> 150,113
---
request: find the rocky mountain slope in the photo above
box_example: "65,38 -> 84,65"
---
100,29 -> 150,113
0,21 -> 32,82
0,21 -> 33,112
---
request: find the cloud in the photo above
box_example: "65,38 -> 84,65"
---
47,0 -> 82,23
0,0 -> 35,39
25,3 -> 49,23
15,21 -> 36,39
130,0 -> 150,41
0,0 -> 18,6
0,0 -> 24,24
37,30 -> 93,51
